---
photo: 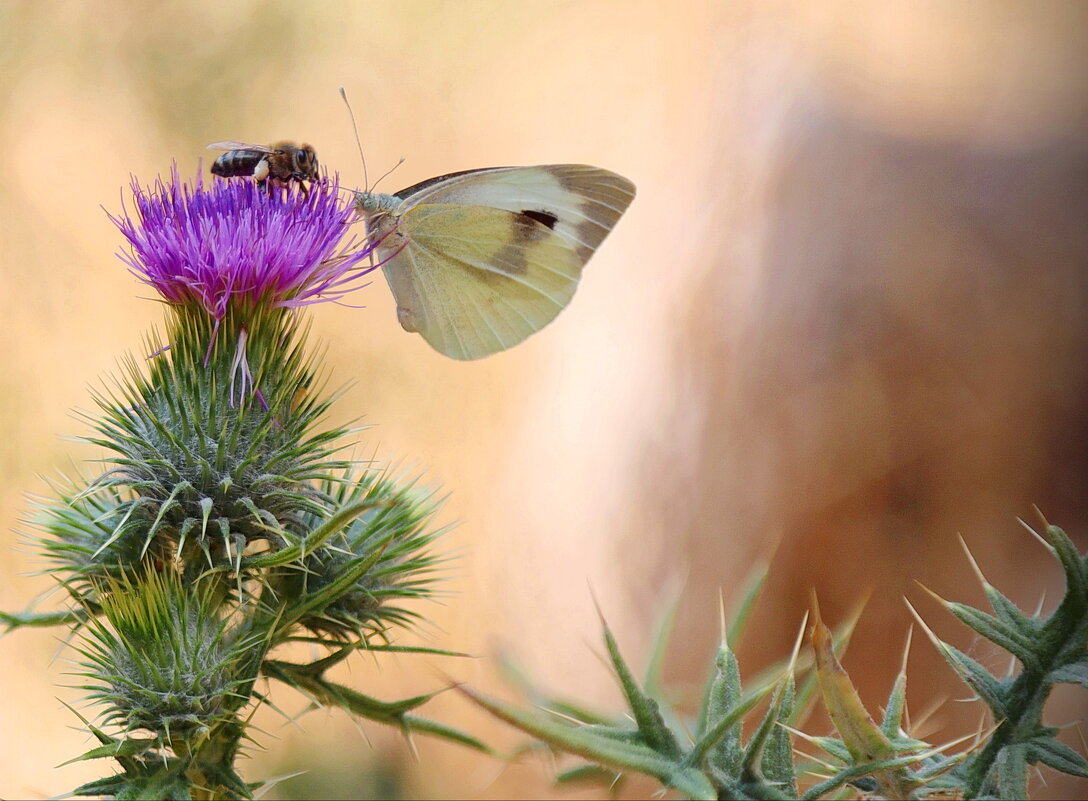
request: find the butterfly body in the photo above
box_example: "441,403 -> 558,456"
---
353,190 -> 400,215
353,164 -> 635,360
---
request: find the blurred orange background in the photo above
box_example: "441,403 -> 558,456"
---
2,1 -> 1086,798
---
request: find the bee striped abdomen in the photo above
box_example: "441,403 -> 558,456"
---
211,150 -> 268,179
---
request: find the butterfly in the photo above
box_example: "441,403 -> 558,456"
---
352,164 -> 636,360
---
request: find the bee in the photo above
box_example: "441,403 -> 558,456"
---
206,141 -> 320,193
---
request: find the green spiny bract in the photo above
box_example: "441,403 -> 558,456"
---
32,479 -> 154,594
270,469 -> 447,641
74,570 -> 254,742
18,304 -> 470,798
83,308 -> 349,580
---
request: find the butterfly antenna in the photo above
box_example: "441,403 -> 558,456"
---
372,157 -> 405,193
339,86 -> 369,191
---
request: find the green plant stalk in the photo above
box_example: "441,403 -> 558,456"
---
962,547 -> 1087,795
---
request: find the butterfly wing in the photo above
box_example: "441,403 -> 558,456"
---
382,204 -> 583,359
377,165 -> 635,360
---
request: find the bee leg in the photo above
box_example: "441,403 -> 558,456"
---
252,158 -> 271,183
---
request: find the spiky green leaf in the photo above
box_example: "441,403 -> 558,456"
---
687,682 -> 772,768
943,601 -> 1041,672
600,616 -> 682,759
63,737 -> 159,765
983,582 -> 1041,641
458,684 -> 716,799
701,641 -> 744,775
933,641 -> 1008,717
1044,525 -> 1086,601
881,670 -> 907,739
761,676 -> 797,797
555,763 -> 622,787
1047,655 -> 1088,687
1026,735 -> 1088,778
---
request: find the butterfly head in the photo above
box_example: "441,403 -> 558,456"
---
351,190 -> 399,217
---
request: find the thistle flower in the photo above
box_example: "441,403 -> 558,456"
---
4,164 -> 472,801
112,166 -> 375,321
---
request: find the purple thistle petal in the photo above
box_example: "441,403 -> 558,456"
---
110,165 -> 376,319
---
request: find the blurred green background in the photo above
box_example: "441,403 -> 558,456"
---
1,1 -> 1086,798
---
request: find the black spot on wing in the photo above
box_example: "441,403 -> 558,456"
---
521,209 -> 559,230
512,211 -> 553,245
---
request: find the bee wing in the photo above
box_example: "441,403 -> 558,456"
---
206,141 -> 279,153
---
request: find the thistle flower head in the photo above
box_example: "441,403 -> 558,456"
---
77,571 -> 254,741
5,159 -> 464,801
277,470 -> 447,641
112,166 -> 374,319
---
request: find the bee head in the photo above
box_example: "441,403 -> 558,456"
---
294,144 -> 319,181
